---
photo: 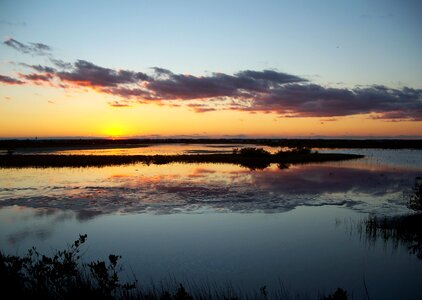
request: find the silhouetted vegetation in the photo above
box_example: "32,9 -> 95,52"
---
0,151 -> 363,169
407,177 -> 422,211
342,178 -> 422,260
1,235 -> 354,300
319,288 -> 348,300
280,147 -> 312,155
362,213 -> 422,259
0,234 -> 137,299
235,147 -> 272,156
1,138 -> 422,150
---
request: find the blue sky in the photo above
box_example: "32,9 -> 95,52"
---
1,0 -> 421,88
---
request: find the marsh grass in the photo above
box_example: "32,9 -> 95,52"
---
1,138 -> 421,150
0,148 -> 363,169
1,235 -> 351,300
407,177 -> 422,211
362,213 -> 422,259
359,177 -> 422,259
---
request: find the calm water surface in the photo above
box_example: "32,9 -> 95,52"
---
14,143 -> 277,155
0,148 -> 421,299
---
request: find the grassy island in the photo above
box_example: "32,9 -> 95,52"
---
0,147 -> 364,169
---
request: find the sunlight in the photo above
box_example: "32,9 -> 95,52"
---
102,122 -> 126,138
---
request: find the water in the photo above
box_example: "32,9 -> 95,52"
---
0,147 -> 421,299
11,143 -> 278,155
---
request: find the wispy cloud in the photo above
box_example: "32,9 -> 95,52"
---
0,74 -> 24,85
4,37 -> 51,56
50,58 -> 72,70
4,37 -> 422,121
19,73 -> 54,83
108,100 -> 131,107
56,60 -> 150,87
19,63 -> 57,73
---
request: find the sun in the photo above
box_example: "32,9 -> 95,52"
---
103,123 -> 126,138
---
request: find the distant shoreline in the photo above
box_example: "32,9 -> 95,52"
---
1,138 -> 421,150
0,152 -> 364,169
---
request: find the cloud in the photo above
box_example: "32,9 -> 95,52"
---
236,69 -> 305,85
102,87 -> 155,100
4,38 -> 422,121
20,63 -> 57,73
108,101 -> 131,107
19,73 -> 53,83
0,164 -> 417,216
0,74 -> 24,85
245,84 -> 422,120
4,38 -> 51,56
50,59 -> 72,69
56,60 -> 150,87
146,69 -> 306,100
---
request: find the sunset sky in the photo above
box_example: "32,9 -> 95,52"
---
1,0 -> 421,138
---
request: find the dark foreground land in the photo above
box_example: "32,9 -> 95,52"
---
0,234 -> 353,300
1,138 -> 422,150
0,151 -> 363,169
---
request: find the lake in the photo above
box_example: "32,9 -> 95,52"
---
0,146 -> 421,299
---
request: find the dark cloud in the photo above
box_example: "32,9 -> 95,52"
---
50,58 -> 72,69
57,60 -> 150,87
248,84 -> 422,120
20,63 -> 57,73
0,74 -> 24,85
4,37 -> 421,120
4,38 -> 51,56
146,69 -> 306,100
102,87 -> 155,100
19,73 -> 53,82
145,72 -> 422,120
187,103 -> 218,113
108,101 -> 131,107
11,60 -> 422,120
236,69 -> 306,85
151,67 -> 173,77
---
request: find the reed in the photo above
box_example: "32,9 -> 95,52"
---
0,149 -> 363,169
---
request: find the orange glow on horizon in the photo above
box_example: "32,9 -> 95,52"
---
1,89 -> 421,138
102,122 -> 128,138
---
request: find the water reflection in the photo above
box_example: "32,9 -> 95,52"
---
15,143 -> 278,156
362,214 -> 422,259
1,149 -> 421,299
0,160 -> 419,220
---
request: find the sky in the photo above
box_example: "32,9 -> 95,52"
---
0,0 -> 421,138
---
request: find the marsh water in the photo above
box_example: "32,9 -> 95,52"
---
1,146 -> 421,299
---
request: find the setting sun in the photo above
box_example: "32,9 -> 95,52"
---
102,122 -> 126,138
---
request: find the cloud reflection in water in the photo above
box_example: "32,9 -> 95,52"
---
0,162 -> 419,220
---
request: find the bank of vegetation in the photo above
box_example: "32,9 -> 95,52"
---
0,147 -> 363,169
1,138 -> 421,150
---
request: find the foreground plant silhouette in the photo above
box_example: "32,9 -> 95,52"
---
0,234 -> 139,299
319,288 -> 348,300
1,234 -> 352,299
360,177 -> 422,260
408,177 -> 422,211
0,234 -> 143,299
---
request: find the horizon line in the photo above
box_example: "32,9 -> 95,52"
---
1,135 -> 422,140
